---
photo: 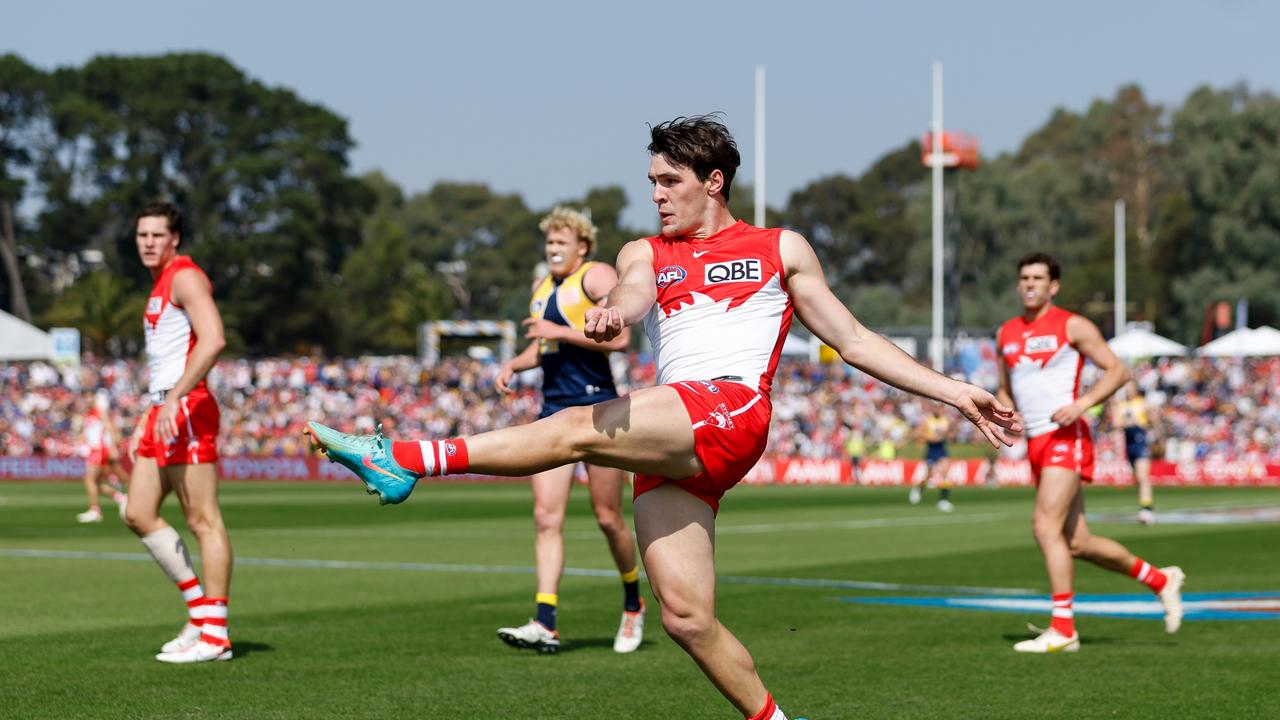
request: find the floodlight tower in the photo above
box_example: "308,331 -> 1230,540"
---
922,61 -> 979,371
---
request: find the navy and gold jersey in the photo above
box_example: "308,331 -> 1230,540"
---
530,262 -> 618,416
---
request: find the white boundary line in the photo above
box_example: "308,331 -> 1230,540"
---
0,548 -> 1036,596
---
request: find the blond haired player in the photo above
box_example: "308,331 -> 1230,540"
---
494,206 -> 645,654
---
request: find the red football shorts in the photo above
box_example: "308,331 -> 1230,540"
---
85,444 -> 112,465
1027,420 -> 1094,482
634,380 -> 771,514
136,388 -> 220,467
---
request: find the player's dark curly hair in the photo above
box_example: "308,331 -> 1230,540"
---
135,201 -> 185,240
648,114 -> 740,199
1017,252 -> 1060,281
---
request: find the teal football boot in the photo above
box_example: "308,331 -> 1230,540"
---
305,421 -> 418,505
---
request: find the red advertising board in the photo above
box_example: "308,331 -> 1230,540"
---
4,454 -> 1280,487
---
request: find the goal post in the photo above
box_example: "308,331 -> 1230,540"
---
419,320 -> 516,367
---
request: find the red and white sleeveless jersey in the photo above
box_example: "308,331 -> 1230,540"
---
997,306 -> 1082,438
82,408 -> 109,448
644,221 -> 794,394
143,256 -> 210,396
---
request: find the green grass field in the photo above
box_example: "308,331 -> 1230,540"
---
2,480 -> 1278,719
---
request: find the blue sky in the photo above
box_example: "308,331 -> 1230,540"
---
9,1 -> 1278,229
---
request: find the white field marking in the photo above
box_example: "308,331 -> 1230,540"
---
0,548 -> 1037,596
227,511 -> 1018,542
715,511 -> 1014,535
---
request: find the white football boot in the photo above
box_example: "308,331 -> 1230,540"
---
1137,508 -> 1156,527
1158,566 -> 1185,634
160,622 -> 203,653
613,600 -> 646,653
76,508 -> 103,523
156,639 -> 232,663
936,499 -> 955,513
908,487 -> 922,505
497,619 -> 560,654
1013,624 -> 1080,653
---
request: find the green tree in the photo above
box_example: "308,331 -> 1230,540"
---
0,54 -> 48,321
1163,84 -> 1280,342
15,52 -> 373,354
40,271 -> 143,356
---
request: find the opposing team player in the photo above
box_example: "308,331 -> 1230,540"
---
1112,379 -> 1156,525
908,401 -> 954,512
308,115 -> 1017,719
76,390 -> 129,523
494,206 -> 646,654
123,202 -> 233,663
996,253 -> 1183,653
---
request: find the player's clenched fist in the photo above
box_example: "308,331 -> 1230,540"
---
584,306 -> 624,342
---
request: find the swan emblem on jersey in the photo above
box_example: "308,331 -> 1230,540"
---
706,403 -> 735,429
1014,355 -> 1047,371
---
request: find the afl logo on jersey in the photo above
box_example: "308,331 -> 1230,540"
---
1025,335 -> 1059,354
704,259 -> 761,284
531,299 -> 545,315
656,266 -> 687,288
1001,342 -> 1021,357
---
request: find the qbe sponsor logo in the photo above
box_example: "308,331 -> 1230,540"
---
1025,335 -> 1059,354
704,259 -> 761,285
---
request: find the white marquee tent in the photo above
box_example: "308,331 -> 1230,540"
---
1108,327 -> 1188,359
1198,326 -> 1280,357
0,309 -> 55,361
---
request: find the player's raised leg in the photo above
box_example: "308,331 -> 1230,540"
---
306,385 -> 702,502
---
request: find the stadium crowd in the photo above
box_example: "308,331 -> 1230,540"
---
3,354 -> 1279,463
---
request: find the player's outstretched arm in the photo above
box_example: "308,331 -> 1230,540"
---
780,230 -> 1019,447
585,239 -> 656,343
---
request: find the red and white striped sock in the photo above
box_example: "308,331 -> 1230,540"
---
178,577 -> 206,628
1049,592 -> 1075,637
391,439 -> 470,477
746,693 -> 788,720
1129,559 -> 1168,593
200,598 -> 230,648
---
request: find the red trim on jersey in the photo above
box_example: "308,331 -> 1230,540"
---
645,221 -> 793,394
145,255 -> 212,395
